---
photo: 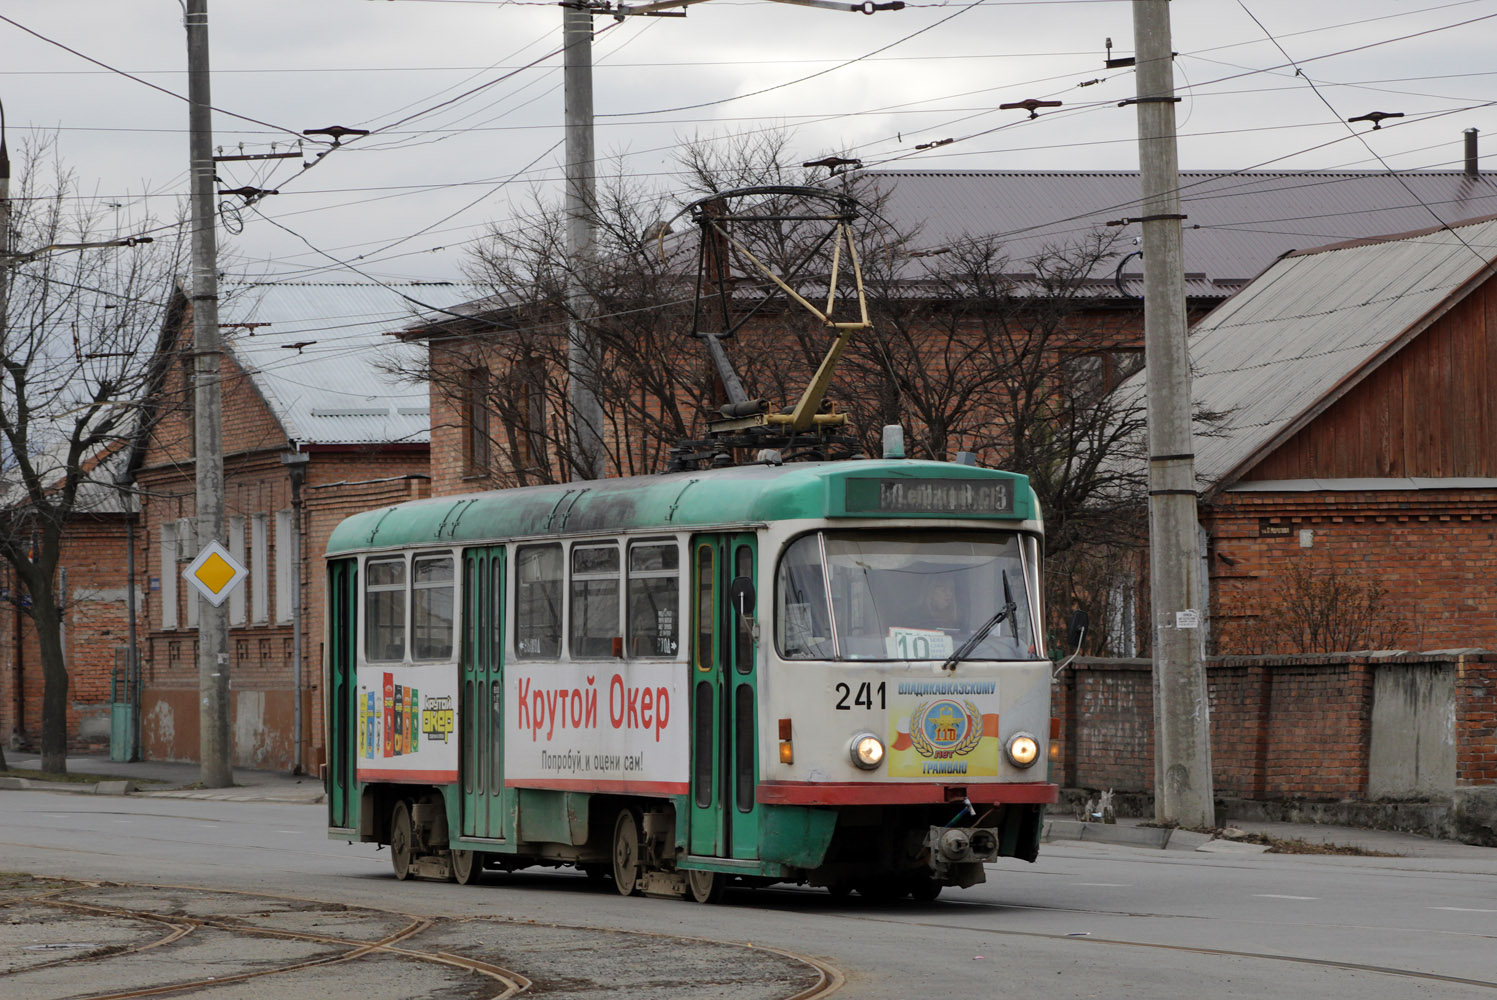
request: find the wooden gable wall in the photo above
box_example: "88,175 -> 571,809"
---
1241,274 -> 1497,482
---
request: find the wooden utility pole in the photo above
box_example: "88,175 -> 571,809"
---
186,0 -> 232,787
1131,0 -> 1214,828
563,4 -> 606,480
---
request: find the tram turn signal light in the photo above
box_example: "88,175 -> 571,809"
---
1006,732 -> 1040,768
780,741 -> 794,765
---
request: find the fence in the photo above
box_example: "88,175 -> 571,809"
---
1052,651 -> 1496,799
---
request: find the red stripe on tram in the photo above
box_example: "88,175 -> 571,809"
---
357,768 -> 459,784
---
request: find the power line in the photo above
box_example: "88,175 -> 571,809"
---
0,13 -> 310,142
1233,0 -> 1489,265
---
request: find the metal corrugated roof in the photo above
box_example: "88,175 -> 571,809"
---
1124,215 -> 1497,491
220,282 -> 478,445
865,170 -> 1497,293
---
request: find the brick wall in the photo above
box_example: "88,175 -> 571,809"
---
1054,652 -> 1496,799
0,516 -> 138,752
1458,653 -> 1497,784
1206,489 -> 1497,655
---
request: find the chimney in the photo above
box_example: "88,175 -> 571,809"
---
1464,128 -> 1479,178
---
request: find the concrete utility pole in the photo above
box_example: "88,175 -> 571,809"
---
1131,0 -> 1214,828
563,4 -> 606,481
186,0 -> 232,788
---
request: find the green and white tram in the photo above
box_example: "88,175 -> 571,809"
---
325,459 -> 1057,901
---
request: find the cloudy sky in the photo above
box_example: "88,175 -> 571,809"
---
3,0 -> 1493,284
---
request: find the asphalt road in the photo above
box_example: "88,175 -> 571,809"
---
1,790 -> 1494,999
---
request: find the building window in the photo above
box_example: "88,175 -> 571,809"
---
412,554 -> 455,661
251,513 -> 268,623
365,558 -> 406,661
180,518 -> 198,628
465,368 -> 490,476
627,542 -> 679,657
570,544 -> 620,658
514,544 -> 562,659
275,509 -> 293,623
160,522 -> 178,630
228,516 -> 246,626
515,359 -> 548,472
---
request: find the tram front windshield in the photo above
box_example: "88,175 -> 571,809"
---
776,531 -> 1039,661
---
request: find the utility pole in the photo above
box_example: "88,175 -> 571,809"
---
186,0 -> 231,788
0,101 -> 10,777
1131,0 -> 1213,828
563,3 -> 606,481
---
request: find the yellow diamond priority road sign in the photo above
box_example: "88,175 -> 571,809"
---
183,539 -> 248,608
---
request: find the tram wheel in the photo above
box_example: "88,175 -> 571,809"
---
908,877 -> 942,902
826,884 -> 853,900
686,869 -> 725,904
612,808 -> 643,897
452,849 -> 483,886
390,801 -> 413,881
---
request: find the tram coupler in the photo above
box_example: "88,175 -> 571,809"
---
925,825 -> 999,885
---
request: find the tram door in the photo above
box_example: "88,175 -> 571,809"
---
688,534 -> 761,860
326,558 -> 357,831
461,546 -> 508,841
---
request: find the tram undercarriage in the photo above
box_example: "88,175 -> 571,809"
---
364,783 -> 1043,902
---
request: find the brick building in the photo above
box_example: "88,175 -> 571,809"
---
1133,213 -> 1497,654
1,459 -> 137,754
119,280 -> 472,770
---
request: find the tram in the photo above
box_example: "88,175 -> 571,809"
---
324,458 -> 1058,901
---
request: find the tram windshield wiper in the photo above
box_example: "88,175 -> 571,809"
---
939,570 -> 1017,672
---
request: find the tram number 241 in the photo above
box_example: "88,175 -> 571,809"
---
834,681 -> 887,711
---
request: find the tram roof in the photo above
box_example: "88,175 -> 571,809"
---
326,460 -> 1036,555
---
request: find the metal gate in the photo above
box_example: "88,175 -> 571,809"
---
109,645 -> 142,762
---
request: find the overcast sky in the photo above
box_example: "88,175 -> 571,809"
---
3,0 -> 1493,284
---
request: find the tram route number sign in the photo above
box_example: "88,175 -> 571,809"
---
886,627 -> 955,659
182,540 -> 248,608
845,478 -> 1015,516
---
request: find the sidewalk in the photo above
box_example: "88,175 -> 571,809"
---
1045,814 -> 1496,861
1,751 -> 325,804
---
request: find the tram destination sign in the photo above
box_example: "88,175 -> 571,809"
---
845,478 -> 1015,516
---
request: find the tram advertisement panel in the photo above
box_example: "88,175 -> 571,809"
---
504,662 -> 689,795
355,664 -> 459,783
887,680 -> 1001,778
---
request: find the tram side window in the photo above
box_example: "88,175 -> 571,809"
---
412,555 -> 455,660
515,544 -> 562,659
627,542 -> 679,657
365,558 -> 406,661
776,534 -> 833,660
571,544 -> 620,658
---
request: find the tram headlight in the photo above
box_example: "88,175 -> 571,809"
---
1006,732 -> 1040,768
850,732 -> 885,770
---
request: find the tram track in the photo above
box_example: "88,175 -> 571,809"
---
0,877 -> 835,999
747,885 -> 1497,992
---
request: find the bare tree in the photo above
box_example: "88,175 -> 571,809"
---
1216,561 -> 1407,655
420,133 -> 1155,645
0,138 -> 183,772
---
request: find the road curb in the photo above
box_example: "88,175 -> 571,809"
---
1045,819 -> 1173,849
1,774 -> 321,804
